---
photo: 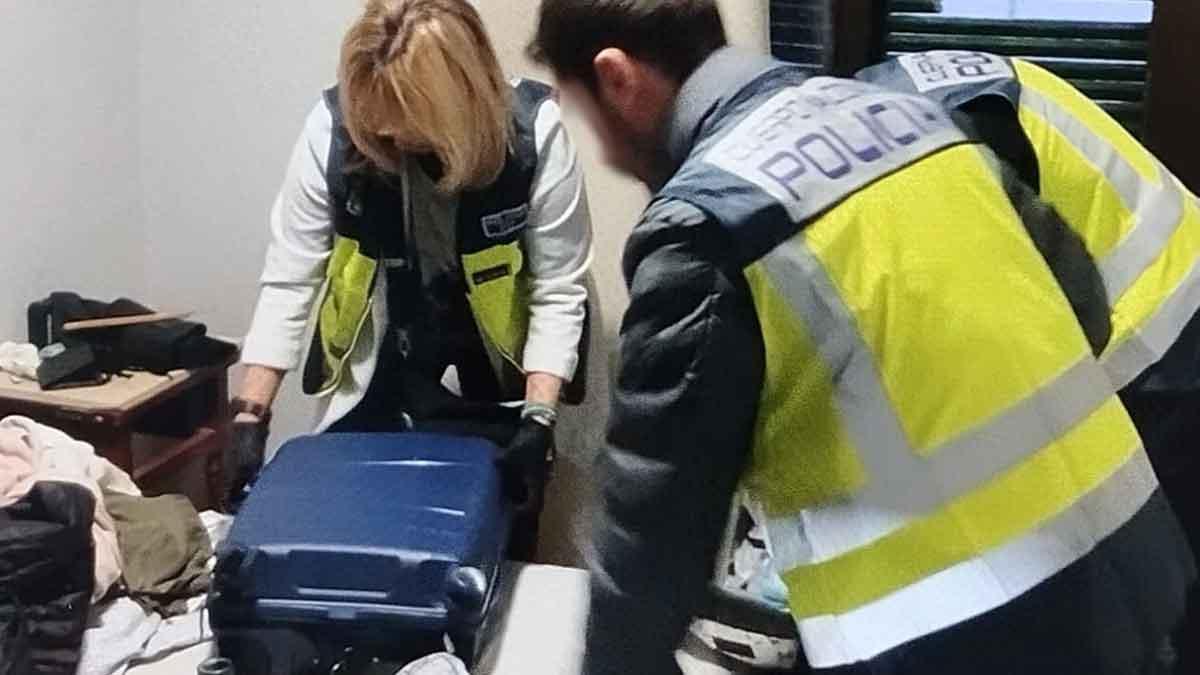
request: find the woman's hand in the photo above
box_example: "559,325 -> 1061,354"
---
223,419 -> 269,512
222,365 -> 285,512
500,419 -> 555,511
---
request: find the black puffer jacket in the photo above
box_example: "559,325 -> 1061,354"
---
0,482 -> 96,675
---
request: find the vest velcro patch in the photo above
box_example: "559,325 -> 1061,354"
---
472,264 -> 512,285
897,51 -> 1014,93
482,205 -> 530,239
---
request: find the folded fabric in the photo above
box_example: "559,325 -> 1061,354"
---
0,482 -> 96,675
0,341 -> 39,380
106,493 -> 212,617
0,416 -> 140,601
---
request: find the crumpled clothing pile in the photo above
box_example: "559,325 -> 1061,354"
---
0,415 -> 139,601
78,512 -> 233,675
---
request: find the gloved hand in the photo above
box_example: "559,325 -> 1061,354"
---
498,419 -> 554,511
222,420 -> 269,513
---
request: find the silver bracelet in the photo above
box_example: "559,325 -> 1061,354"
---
521,402 -> 558,428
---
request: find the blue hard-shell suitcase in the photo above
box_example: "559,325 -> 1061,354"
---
209,433 -> 512,673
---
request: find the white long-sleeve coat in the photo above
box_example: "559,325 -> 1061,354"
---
241,93 -> 593,431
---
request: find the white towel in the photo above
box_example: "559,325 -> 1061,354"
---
76,598 -> 161,675
0,342 -> 39,380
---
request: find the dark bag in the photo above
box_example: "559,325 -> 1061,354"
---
27,292 -> 235,375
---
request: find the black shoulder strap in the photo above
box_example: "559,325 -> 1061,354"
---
322,86 -> 356,237
511,79 -> 554,172
321,86 -> 404,260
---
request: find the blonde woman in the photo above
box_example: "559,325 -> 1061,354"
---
225,0 -> 592,557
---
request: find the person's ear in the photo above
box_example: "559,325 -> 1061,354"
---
593,48 -> 638,111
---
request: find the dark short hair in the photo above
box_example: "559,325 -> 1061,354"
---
528,0 -> 727,87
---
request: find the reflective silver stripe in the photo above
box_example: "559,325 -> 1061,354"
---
1019,87 -> 1186,302
791,446 -> 1158,668
760,239 -> 1115,565
1099,168 -> 1186,300
1103,253 -> 1200,388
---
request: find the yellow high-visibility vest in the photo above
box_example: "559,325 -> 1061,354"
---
662,68 -> 1157,667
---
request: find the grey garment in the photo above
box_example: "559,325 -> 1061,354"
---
405,156 -> 460,293
584,199 -> 765,675
106,494 -> 212,617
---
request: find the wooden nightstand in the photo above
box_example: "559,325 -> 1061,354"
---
0,353 -> 236,509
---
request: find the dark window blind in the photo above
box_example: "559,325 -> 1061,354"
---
770,1 -> 1150,137
883,1 -> 1150,137
769,0 -> 833,74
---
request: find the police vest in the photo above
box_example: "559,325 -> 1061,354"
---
660,66 -> 1158,667
302,80 -> 552,398
858,51 -> 1200,390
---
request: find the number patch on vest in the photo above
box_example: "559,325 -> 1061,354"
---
705,78 -> 965,223
897,51 -> 1014,93
482,204 -> 530,239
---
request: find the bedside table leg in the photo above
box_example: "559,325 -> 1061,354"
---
208,367 -> 232,512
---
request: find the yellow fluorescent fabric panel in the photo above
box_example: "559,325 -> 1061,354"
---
744,263 -> 867,516
1018,105 -> 1135,261
463,241 -> 529,364
784,395 -> 1139,617
320,236 -> 377,356
801,145 -> 1092,453
1014,60 -> 1158,184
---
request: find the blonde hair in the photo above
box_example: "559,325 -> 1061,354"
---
339,0 -> 512,193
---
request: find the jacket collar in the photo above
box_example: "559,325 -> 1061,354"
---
664,47 -> 784,176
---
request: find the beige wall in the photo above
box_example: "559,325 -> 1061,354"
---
0,2 -> 143,344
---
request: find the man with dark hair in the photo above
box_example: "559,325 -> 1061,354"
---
529,2 -> 1195,675
528,0 -> 727,87
528,0 -> 728,184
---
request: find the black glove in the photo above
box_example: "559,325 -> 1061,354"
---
497,419 -> 554,511
222,420 -> 269,513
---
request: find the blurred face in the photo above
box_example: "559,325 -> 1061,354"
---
560,80 -> 643,179
556,49 -> 680,188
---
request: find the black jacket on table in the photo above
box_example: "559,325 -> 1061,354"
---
582,50 -> 1187,675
